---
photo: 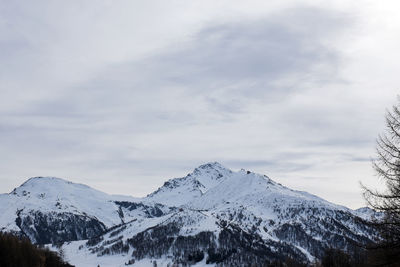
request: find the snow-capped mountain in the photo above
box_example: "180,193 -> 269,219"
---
0,176 -> 171,244
0,163 -> 379,266
146,162 -> 232,206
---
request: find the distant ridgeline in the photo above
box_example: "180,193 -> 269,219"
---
0,163 -> 381,266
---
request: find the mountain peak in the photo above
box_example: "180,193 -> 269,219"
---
193,161 -> 229,172
191,162 -> 232,177
21,176 -> 71,185
17,176 -> 88,189
0,166 -> 379,266
146,162 -> 233,206
11,176 -> 94,199
190,162 -> 232,187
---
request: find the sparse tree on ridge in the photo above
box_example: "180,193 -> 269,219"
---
362,98 -> 400,266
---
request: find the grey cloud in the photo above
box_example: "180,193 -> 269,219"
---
0,4 -> 353,183
139,7 -> 348,98
223,159 -> 313,173
1,2 -> 377,209
19,6 -> 350,129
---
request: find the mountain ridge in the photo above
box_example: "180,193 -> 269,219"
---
0,162 -> 379,266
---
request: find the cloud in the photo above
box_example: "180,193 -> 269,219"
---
0,5 -> 351,170
17,6 -> 350,130
223,159 -> 313,173
115,6 -> 348,103
1,1 -> 397,209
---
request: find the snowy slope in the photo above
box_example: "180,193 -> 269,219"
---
188,168 -> 341,211
146,162 -> 232,206
7,177 -> 121,225
0,163 -> 380,266
0,177 -> 120,236
0,176 -> 171,244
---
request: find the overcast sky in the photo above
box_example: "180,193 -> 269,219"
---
1,0 -> 399,208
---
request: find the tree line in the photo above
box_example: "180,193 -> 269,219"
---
0,232 -> 73,267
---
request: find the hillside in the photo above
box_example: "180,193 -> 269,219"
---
0,162 -> 380,266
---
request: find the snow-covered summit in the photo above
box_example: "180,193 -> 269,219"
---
146,162 -> 233,206
11,176 -> 93,197
146,162 -> 339,213
61,162 -> 379,266
0,162 -> 381,266
0,176 -> 122,236
191,161 -> 233,190
192,161 -> 231,175
7,176 -> 115,215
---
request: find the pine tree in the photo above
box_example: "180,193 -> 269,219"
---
362,98 -> 400,266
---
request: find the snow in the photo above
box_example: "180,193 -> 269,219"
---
353,207 -> 383,220
51,241 -> 132,267
295,245 -> 315,262
1,162 -> 380,266
0,176 -> 123,231
146,162 -> 232,207
58,239 -> 217,267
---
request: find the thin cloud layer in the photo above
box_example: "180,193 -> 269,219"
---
0,1 -> 399,208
